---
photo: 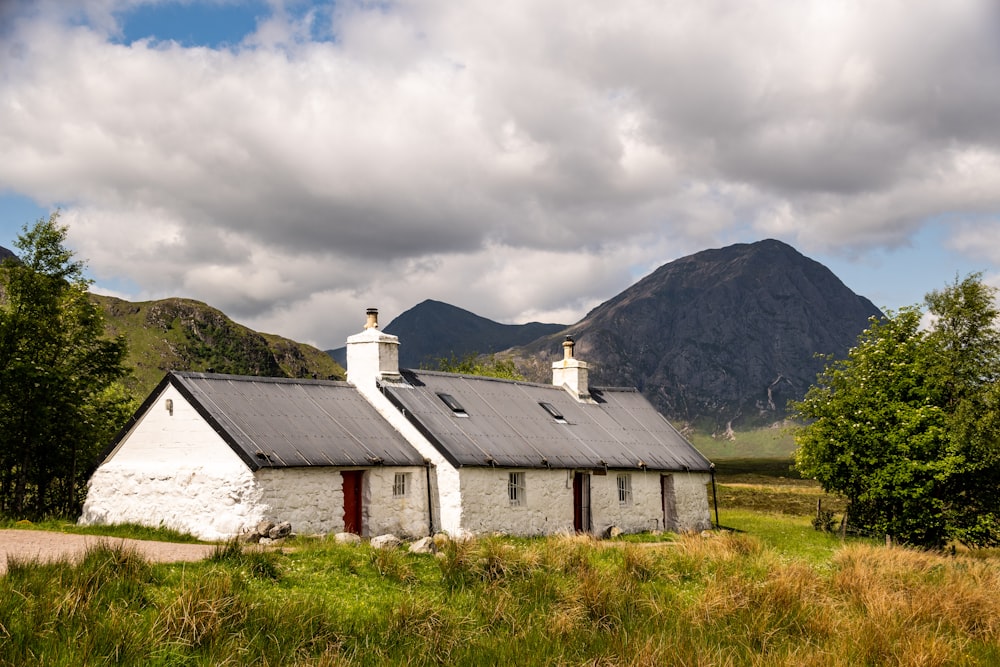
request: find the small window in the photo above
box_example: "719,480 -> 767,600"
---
617,473 -> 633,506
508,472 -> 526,507
539,402 -> 567,423
393,472 -> 409,498
437,392 -> 468,417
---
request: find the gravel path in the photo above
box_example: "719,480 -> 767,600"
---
0,529 -> 217,574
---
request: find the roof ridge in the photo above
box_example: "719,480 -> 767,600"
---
401,368 -> 558,389
169,370 -> 348,387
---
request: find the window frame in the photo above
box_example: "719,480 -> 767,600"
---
538,401 -> 568,424
617,473 -> 633,506
436,392 -> 469,417
393,472 -> 409,498
508,471 -> 526,507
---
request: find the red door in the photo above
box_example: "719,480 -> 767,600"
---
342,471 -> 364,535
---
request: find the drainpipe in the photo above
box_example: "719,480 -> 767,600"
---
710,463 -> 720,529
424,459 -> 435,535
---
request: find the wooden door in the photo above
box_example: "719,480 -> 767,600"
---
661,474 -> 677,532
342,470 -> 364,535
573,472 -> 591,533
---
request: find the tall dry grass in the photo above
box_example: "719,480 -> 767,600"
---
4,530 -> 1000,665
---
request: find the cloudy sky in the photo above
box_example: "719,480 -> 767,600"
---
2,0 -> 999,349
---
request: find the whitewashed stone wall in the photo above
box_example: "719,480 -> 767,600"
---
588,470 -> 712,534
589,471 -> 663,534
367,467 -> 430,537
456,468 -> 712,536
669,471 -> 713,532
254,466 -> 429,537
458,468 -> 574,535
79,385 -> 266,540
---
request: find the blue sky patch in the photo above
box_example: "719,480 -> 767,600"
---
117,1 -> 272,48
0,193 -> 49,250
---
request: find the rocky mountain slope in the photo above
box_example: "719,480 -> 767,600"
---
327,299 -> 565,368
0,245 -> 18,264
513,239 -> 882,430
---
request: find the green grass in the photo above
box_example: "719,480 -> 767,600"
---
711,456 -> 848,518
719,509 -> 859,565
4,466 -> 996,665
0,518 -> 206,543
4,527 -> 1000,666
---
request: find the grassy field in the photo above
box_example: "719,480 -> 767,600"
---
3,465 -> 998,666
688,425 -> 798,459
713,457 -> 848,520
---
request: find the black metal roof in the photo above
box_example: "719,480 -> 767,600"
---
381,370 -> 711,472
124,372 -> 426,471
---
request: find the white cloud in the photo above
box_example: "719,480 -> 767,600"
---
2,0 -> 1000,347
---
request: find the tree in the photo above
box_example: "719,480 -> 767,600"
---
430,353 -> 525,380
794,274 -> 1000,548
0,213 -> 133,518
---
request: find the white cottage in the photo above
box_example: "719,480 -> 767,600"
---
79,373 -> 432,540
346,309 -> 713,537
81,308 -> 713,540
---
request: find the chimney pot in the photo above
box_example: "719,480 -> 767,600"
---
562,336 -> 575,360
364,308 -> 379,330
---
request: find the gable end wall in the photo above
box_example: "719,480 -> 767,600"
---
79,385 -> 265,540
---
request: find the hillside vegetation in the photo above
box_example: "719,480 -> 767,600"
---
95,295 -> 344,396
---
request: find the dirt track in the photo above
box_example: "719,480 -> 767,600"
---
0,530 -> 216,574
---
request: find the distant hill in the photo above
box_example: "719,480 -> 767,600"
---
0,245 -> 18,264
95,295 -> 345,397
326,299 -> 566,369
512,239 -> 883,430
2,247 -> 342,398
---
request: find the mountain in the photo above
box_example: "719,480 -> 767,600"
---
511,239 -> 882,430
95,295 -> 345,396
0,245 -> 18,264
6,238 -> 879,426
327,299 -> 566,369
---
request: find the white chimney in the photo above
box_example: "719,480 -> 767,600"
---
346,307 -> 401,386
552,336 -> 590,400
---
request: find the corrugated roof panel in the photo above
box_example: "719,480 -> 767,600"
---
172,372 -> 425,468
589,390 -> 713,470
385,371 -> 711,471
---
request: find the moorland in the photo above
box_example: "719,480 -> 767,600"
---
3,455 -> 998,666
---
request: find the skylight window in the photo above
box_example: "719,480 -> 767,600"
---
539,402 -> 567,423
437,392 -> 468,416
